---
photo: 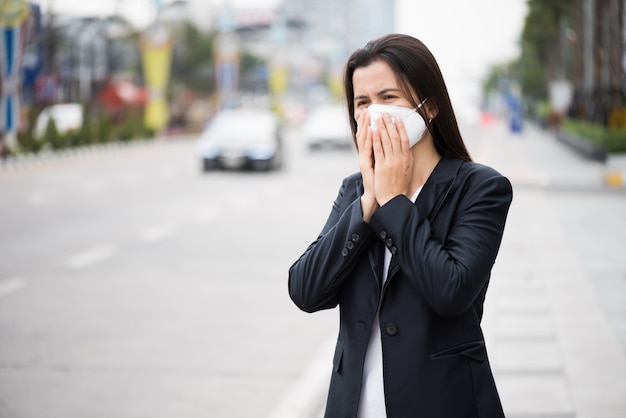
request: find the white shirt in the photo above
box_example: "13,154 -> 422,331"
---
357,187 -> 422,418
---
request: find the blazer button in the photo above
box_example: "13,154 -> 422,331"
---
341,248 -> 349,257
385,323 -> 398,336
346,241 -> 354,250
380,230 -> 387,239
390,246 -> 397,255
351,233 -> 360,242
386,238 -> 393,247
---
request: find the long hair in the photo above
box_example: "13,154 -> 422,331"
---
343,33 -> 472,161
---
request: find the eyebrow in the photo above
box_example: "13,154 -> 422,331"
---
353,88 -> 403,102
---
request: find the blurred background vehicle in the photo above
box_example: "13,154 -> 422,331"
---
196,107 -> 283,172
34,103 -> 84,139
301,103 -> 353,150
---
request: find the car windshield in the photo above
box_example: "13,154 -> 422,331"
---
204,110 -> 276,144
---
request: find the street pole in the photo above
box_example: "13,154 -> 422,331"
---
582,0 -> 594,95
0,0 -> 30,154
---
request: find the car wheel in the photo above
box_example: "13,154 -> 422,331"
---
202,158 -> 217,172
252,160 -> 271,171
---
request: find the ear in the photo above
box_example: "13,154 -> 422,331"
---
425,99 -> 439,120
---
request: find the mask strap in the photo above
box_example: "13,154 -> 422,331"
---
416,98 -> 431,124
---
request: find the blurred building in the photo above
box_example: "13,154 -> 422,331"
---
26,0 -> 396,114
569,0 -> 624,124
40,14 -> 138,104
226,0 -> 395,103
281,0 -> 395,89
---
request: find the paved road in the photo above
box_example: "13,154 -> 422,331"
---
1,119 -> 625,418
0,131 -> 349,418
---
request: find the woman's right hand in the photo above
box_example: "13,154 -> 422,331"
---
356,110 -> 378,222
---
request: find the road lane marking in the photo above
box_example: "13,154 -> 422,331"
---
65,245 -> 117,269
0,277 -> 26,297
141,223 -> 178,243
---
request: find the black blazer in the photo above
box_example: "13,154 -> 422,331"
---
289,156 -> 513,418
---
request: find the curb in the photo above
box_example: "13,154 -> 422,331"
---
553,128 -> 626,188
554,128 -> 607,162
0,135 -> 195,172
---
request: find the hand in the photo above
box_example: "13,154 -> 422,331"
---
372,113 -> 414,205
356,111 -> 378,222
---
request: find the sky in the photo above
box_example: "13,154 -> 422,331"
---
32,0 -> 526,118
33,0 -> 281,28
394,0 -> 527,119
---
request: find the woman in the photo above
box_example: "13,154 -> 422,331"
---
288,34 -> 512,417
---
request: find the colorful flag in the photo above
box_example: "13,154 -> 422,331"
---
0,0 -> 30,136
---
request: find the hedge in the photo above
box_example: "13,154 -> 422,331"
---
562,119 -> 626,154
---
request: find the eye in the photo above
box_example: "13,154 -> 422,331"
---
355,99 -> 369,108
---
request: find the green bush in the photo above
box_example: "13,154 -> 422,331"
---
44,118 -> 65,150
95,114 -> 113,144
17,129 -> 43,154
113,113 -> 155,142
17,109 -> 44,153
562,119 -> 626,154
76,117 -> 93,146
16,107 -> 158,155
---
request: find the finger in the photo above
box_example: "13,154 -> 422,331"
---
356,114 -> 375,173
356,112 -> 369,151
371,122 -> 383,160
378,113 -> 396,156
394,116 -> 410,154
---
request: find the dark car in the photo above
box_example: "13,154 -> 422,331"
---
196,108 -> 283,171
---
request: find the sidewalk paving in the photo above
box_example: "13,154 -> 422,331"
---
279,120 -> 626,418
469,121 -> 626,418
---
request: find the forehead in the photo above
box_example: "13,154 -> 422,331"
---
352,60 -> 399,95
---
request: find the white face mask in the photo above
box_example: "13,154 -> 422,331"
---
368,103 -> 428,148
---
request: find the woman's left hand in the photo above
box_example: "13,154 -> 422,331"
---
372,112 -> 414,206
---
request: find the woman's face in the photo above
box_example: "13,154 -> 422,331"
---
352,60 -> 415,122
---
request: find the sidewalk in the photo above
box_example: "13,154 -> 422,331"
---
471,120 -> 626,417
275,120 -> 626,418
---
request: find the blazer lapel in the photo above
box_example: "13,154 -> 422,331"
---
416,156 -> 463,222
387,156 -> 464,282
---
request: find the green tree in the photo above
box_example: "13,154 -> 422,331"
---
519,0 -> 574,99
44,118 -> 64,150
522,0 -> 572,79
170,22 -> 216,94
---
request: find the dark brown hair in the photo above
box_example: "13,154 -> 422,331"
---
343,33 -> 472,161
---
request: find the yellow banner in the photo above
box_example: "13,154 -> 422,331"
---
0,0 -> 29,27
141,27 -> 171,131
269,67 -> 288,96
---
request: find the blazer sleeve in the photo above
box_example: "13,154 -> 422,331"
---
288,175 -> 377,313
368,165 -> 513,317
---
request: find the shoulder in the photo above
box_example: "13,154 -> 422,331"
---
343,171 -> 362,184
339,172 -> 363,193
459,160 -> 507,181
457,159 -> 513,200
327,172 -> 363,206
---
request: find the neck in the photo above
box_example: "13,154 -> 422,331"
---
410,137 -> 441,192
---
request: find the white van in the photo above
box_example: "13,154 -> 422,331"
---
34,103 -> 83,138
